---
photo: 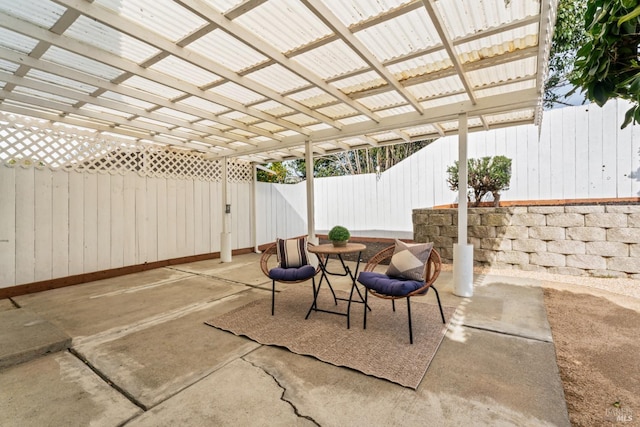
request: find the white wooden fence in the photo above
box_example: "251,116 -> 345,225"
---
259,99 -> 640,238
2,100 -> 639,289
0,167 -> 252,288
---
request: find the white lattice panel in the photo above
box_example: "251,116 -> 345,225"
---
0,112 -> 252,182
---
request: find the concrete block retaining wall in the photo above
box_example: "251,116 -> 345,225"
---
413,205 -> 640,279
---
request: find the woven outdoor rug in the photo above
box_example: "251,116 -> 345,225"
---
205,286 -> 457,389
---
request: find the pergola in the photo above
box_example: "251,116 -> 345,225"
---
0,0 -> 557,295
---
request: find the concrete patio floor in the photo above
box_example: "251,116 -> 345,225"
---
0,252 -> 570,426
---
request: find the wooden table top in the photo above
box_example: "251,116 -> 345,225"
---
308,242 -> 366,255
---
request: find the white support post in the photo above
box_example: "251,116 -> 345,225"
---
453,113 -> 474,297
220,157 -> 232,262
305,139 -> 318,244
251,163 -> 260,253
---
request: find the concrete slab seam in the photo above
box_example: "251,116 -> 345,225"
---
462,324 -> 553,343
242,357 -> 320,427
167,267 -> 271,288
67,347 -> 147,413
73,292 -> 252,348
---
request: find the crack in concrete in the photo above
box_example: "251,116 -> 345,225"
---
243,357 -> 320,426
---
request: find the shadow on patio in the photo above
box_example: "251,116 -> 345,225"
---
0,251 -> 570,426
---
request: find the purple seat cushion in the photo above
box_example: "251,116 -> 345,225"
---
269,265 -> 316,281
357,271 -> 424,297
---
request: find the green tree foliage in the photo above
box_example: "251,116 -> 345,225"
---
446,156 -> 512,207
256,162 -> 288,183
570,0 -> 640,127
545,0 -> 589,108
291,140 -> 433,178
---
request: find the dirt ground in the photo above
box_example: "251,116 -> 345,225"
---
543,288 -> 640,427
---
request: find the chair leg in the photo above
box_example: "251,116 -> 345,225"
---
363,288 -> 369,330
271,279 -> 276,316
305,277 -> 317,320
392,299 -> 396,312
432,286 -> 446,324
407,297 -> 413,344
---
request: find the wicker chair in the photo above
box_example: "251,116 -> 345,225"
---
260,241 -> 322,316
357,245 -> 445,344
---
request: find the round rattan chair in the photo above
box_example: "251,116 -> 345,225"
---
357,245 -> 445,344
260,242 -> 322,316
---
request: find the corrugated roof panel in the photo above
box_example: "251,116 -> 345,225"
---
485,109 -> 535,124
0,0 -> 65,28
149,56 -> 221,87
436,0 -> 541,40
325,0 -> 406,27
252,122 -> 285,133
467,57 -> 537,88
370,131 -> 399,142
0,59 -> 21,73
27,69 -> 98,94
420,93 -> 468,110
252,100 -> 295,117
406,75 -> 465,100
358,91 -> 406,110
234,0 -> 331,52
280,113 -> 317,126
316,103 -> 359,119
228,129 -> 257,138
177,96 -> 229,115
154,107 -> 200,122
121,76 -> 185,99
208,82 -> 265,105
457,35 -> 538,65
198,120 -> 232,131
293,40 -> 368,80
13,86 -> 76,105
0,28 -> 40,54
186,29 -> 267,73
42,46 -> 123,80
131,116 -> 174,128
94,0 -> 206,42
305,123 -> 333,132
337,115 -> 371,126
404,124 -> 441,138
375,105 -> 415,118
65,16 -> 160,64
356,8 -> 440,62
81,104 -> 135,119
476,79 -> 536,99
100,92 -> 155,110
288,88 -> 337,108
219,111 -> 261,125
331,71 -> 385,94
245,64 -> 310,93
386,52 -> 453,79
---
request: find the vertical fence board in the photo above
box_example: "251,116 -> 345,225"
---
602,103 -> 618,197
0,167 -> 16,287
588,106 -> 604,198
561,107 -> 577,199
68,172 -> 84,276
156,178 -> 168,261
123,173 -> 137,266
15,168 -> 35,284
574,106 -> 590,197
52,171 -> 69,279
616,103 -> 634,197
34,169 -> 52,282
83,173 -> 98,274
175,179 -> 187,256
97,174 -> 111,271
632,119 -> 640,197
110,174 -> 124,269
144,177 -> 157,263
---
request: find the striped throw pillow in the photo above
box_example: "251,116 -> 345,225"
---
276,236 -> 310,268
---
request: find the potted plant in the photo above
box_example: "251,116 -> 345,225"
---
328,225 -> 350,247
446,155 -> 512,207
